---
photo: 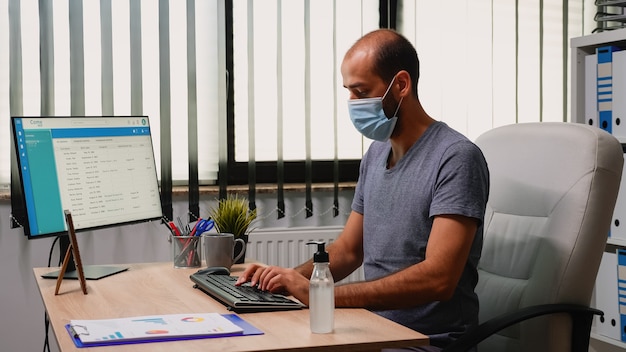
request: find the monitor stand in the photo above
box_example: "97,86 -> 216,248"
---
41,235 -> 129,280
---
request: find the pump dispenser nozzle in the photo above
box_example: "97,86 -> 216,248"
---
307,241 -> 329,263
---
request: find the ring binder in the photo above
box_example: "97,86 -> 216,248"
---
68,324 -> 89,338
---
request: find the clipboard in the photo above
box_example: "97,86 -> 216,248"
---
55,210 -> 87,295
65,314 -> 263,348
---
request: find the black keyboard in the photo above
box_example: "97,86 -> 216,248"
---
190,272 -> 304,312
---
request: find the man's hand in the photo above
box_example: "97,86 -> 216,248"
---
235,264 -> 311,304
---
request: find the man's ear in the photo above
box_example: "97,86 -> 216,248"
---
395,70 -> 412,98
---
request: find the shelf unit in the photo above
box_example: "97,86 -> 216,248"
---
608,237 -> 626,247
571,28 -> 626,350
571,27 -> 626,127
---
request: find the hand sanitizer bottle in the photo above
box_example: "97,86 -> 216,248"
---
307,241 -> 334,333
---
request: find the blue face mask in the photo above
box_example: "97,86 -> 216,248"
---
347,76 -> 403,141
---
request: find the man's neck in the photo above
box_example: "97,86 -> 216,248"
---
388,102 -> 435,168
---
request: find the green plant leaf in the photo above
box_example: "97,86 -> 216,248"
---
207,194 -> 257,238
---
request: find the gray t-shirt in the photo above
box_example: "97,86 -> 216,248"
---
351,121 -> 489,348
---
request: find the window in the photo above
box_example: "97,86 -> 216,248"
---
1,0 -> 222,187
227,0 -> 379,185
0,0 -> 594,190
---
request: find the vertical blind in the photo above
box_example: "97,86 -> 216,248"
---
230,0 -> 379,218
1,0 -> 594,221
232,0 -> 379,163
1,0 -> 222,186
1,0 -> 223,221
394,0 -> 594,135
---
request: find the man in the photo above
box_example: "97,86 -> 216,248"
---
236,29 -> 490,351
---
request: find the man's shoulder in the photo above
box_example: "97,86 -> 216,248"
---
420,122 -> 479,156
430,121 -> 472,143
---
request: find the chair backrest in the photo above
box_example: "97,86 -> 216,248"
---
474,122 -> 623,352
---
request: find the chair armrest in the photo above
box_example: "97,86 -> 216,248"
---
443,304 -> 603,352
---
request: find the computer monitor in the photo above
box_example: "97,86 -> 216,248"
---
11,116 -> 163,279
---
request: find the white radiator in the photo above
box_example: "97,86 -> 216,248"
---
246,226 -> 364,284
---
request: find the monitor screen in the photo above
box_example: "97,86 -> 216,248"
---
11,116 -> 163,239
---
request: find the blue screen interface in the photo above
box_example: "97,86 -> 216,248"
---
12,116 -> 162,237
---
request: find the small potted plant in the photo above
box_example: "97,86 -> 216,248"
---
207,194 -> 257,263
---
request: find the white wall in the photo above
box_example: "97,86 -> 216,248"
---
0,190 -> 353,352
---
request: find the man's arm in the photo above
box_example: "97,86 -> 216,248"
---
235,211 -> 365,302
237,213 -> 476,310
334,214 -> 477,310
295,211 -> 365,281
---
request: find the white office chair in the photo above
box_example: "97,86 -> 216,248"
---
444,122 -> 623,352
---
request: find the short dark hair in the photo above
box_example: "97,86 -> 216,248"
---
371,30 -> 420,97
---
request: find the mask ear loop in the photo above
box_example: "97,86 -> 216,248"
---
382,74 -> 403,119
391,96 -> 404,118
381,75 -> 398,101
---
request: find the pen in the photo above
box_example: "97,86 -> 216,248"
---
176,217 -> 186,235
168,221 -> 182,236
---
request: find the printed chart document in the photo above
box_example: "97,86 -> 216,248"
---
69,313 -> 244,345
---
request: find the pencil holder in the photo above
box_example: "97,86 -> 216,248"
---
171,235 -> 202,268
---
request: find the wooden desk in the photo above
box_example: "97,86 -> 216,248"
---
34,262 -> 428,351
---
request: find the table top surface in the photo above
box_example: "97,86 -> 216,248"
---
34,262 -> 428,352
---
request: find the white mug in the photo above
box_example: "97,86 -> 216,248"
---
203,233 -> 246,269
